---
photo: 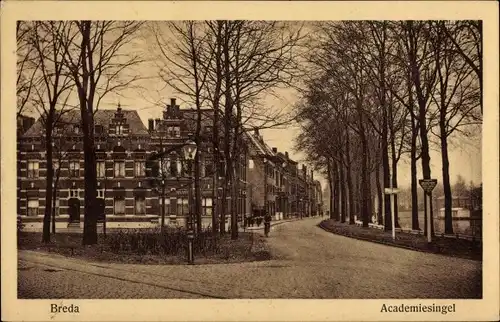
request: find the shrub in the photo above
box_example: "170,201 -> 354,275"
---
17,215 -> 24,233
105,227 -> 220,256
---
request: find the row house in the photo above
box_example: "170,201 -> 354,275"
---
245,128 -> 322,221
18,106 -> 154,231
313,180 -> 324,216
146,99 -> 249,229
17,99 -> 250,231
17,98 -> 321,231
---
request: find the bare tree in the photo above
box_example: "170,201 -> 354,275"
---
59,21 -> 145,245
27,21 -> 74,243
430,21 -> 482,234
17,21 -> 39,117
442,21 -> 482,114
151,21 -> 213,235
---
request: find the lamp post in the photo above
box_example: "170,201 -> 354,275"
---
160,179 -> 166,232
299,198 -> 303,219
182,137 -> 197,265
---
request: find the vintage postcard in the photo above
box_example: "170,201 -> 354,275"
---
2,1 -> 499,321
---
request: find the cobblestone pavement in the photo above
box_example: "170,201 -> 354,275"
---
18,217 -> 481,299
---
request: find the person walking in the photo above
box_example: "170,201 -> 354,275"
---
264,211 -> 272,237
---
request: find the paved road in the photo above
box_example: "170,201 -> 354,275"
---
18,217 -> 481,299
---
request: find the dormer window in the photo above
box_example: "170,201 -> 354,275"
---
167,126 -> 180,138
116,124 -> 124,135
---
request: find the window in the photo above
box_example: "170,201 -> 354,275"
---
54,199 -> 60,216
27,161 -> 39,178
177,198 -> 189,216
168,126 -> 181,138
114,161 -> 125,177
116,124 -> 124,135
70,189 -> 79,198
73,125 -> 79,134
69,161 -> 80,177
202,198 -> 212,217
169,158 -> 178,177
96,161 -> 106,178
164,198 -> 172,216
97,189 -> 105,198
135,161 -> 145,177
95,125 -> 103,134
135,197 -> 146,215
205,160 -> 214,177
200,159 -> 206,177
114,197 -> 125,215
27,198 -> 39,216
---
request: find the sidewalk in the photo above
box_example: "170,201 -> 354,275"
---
240,216 -> 315,232
319,219 -> 481,261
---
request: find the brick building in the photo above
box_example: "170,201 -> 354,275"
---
17,99 -> 321,231
18,106 -> 156,231
147,98 -> 249,229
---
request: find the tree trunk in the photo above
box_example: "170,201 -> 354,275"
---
382,109 -> 392,230
340,162 -> 347,223
408,21 -> 434,237
51,172 -> 60,235
375,162 -> 384,225
327,161 -> 334,220
81,123 -> 98,245
194,151 -> 202,235
391,138 -> 400,228
230,165 -> 238,239
360,134 -> 369,227
440,123 -> 454,234
345,130 -> 355,224
42,127 -> 54,243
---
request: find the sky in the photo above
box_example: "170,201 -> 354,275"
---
100,85 -> 483,191
22,21 -> 483,191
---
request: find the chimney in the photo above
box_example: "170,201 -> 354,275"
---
272,147 -> 278,154
148,119 -> 154,132
285,151 -> 289,159
117,102 -> 122,113
170,98 -> 176,107
254,127 -> 259,137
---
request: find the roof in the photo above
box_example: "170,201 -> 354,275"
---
244,129 -> 276,158
23,108 -> 149,137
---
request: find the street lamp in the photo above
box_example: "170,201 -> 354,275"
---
281,161 -> 287,219
182,137 -> 197,265
160,179 -> 166,232
299,198 -> 303,219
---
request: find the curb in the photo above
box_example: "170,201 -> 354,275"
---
317,221 -> 481,262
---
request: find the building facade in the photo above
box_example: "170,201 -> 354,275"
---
17,99 -> 322,231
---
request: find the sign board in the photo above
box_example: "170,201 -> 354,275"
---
384,188 -> 400,194
419,179 -> 438,194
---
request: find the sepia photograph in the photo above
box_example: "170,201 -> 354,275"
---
2,1 -> 499,321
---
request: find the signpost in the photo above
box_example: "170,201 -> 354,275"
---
419,179 -> 438,243
384,186 -> 400,241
